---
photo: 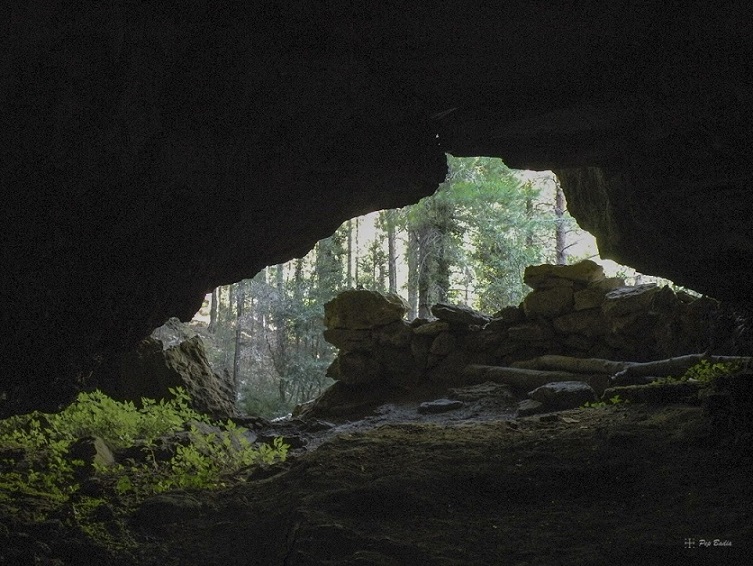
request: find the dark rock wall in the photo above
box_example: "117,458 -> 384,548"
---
2,2 -> 752,415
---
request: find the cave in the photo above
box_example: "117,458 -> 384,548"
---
4,1 -> 753,417
3,2 -> 753,564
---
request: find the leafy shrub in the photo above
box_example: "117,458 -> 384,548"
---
652,360 -> 742,387
0,388 -> 288,508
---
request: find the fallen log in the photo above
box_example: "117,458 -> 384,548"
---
511,355 -> 628,375
462,365 -> 610,395
611,354 -> 753,385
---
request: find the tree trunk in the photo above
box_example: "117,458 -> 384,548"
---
554,180 -> 567,265
462,365 -> 609,394
208,288 -> 218,333
417,226 -> 432,318
407,230 -> 418,319
354,216 -> 360,287
346,219 -> 353,288
385,210 -> 398,294
274,264 -> 288,403
511,355 -> 627,375
232,282 -> 245,389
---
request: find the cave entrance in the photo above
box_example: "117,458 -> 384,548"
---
189,156 -> 692,418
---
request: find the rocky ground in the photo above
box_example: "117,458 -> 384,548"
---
2,382 -> 752,566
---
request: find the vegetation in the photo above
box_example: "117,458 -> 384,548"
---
198,156 -> 592,418
0,388 -> 288,516
583,394 -> 627,409
652,359 -> 743,386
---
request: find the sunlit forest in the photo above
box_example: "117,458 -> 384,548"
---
191,156 -> 672,417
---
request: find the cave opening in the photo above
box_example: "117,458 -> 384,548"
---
186,156 -> 693,419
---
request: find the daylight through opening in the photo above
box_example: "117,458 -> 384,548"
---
191,156 -> 697,418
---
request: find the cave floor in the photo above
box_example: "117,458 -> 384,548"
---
3,402 -> 753,565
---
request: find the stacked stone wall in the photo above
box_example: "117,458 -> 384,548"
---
324,261 -> 722,388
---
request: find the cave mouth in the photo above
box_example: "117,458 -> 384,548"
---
187,156 -> 694,419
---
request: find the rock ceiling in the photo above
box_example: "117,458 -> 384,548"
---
2,2 -> 752,415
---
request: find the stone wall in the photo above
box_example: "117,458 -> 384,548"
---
323,261 -> 722,388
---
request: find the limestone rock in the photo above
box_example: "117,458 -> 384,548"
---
417,399 -> 464,414
431,303 -> 491,327
516,399 -> 545,417
448,382 -> 514,402
552,309 -> 608,337
322,328 -> 373,352
374,321 -> 414,348
413,321 -> 451,336
491,306 -> 525,324
324,290 -> 408,330
602,284 -> 663,318
524,260 -> 605,290
523,286 -> 574,318
430,332 -> 456,357
67,436 -> 115,476
508,321 -> 555,341
326,352 -> 382,384
528,381 -> 597,410
100,334 -> 236,420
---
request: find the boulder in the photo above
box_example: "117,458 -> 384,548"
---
491,306 -> 525,324
516,399 -> 545,417
523,286 -> 574,318
601,284 -> 664,318
524,260 -> 605,290
98,333 -> 236,420
528,381 -> 597,410
552,309 -> 608,337
448,382 -> 514,402
430,332 -> 456,357
508,321 -> 555,341
417,399 -> 464,414
67,436 -> 116,480
322,328 -> 373,352
326,352 -> 382,385
431,303 -> 491,327
324,290 -> 408,330
413,320 -> 451,336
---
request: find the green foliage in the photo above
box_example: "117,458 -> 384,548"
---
583,394 -> 627,409
0,388 -> 289,514
653,360 -> 742,386
681,360 -> 741,383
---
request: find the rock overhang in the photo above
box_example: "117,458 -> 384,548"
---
2,1 -> 753,416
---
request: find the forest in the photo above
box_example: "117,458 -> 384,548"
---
191,156 -> 661,417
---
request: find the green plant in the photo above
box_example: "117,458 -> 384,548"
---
0,388 -> 289,515
582,394 -> 627,409
651,360 -> 742,387
681,360 -> 741,384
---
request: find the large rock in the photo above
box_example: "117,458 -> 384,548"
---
524,260 -> 605,290
528,381 -> 597,410
98,334 -> 237,420
431,303 -> 491,327
523,286 -> 574,318
324,290 -> 409,330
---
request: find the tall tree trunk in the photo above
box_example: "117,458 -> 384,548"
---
386,210 -> 398,294
208,288 -> 218,333
232,282 -> 245,390
554,180 -> 567,265
354,216 -> 360,287
407,230 -> 419,319
346,219 -> 353,287
274,264 -> 288,404
417,226 -> 432,318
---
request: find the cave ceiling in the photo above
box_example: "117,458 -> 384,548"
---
2,1 -> 753,415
